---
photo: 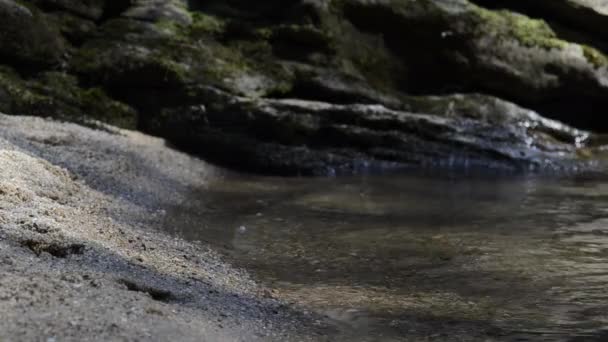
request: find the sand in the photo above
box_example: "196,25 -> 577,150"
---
0,114 -> 325,341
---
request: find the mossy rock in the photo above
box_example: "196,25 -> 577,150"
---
71,15 -> 296,101
0,1 -> 66,68
123,0 -> 192,26
0,67 -> 136,128
0,0 -> 606,173
47,12 -> 97,45
187,12 -> 226,36
72,41 -> 192,87
32,72 -> 137,128
0,66 -> 51,115
28,0 -> 107,20
582,45 -> 608,69
70,19 -> 192,87
470,7 -> 566,50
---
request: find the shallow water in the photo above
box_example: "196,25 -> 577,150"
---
161,170 -> 608,341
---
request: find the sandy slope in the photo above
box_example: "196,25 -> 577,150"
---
0,114 -> 324,341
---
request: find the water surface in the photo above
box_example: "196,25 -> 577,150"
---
161,170 -> 608,341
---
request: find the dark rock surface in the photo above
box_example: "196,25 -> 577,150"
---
1,0 -> 608,174
149,88 -> 597,175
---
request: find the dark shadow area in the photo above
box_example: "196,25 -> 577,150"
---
100,0 -> 132,23
7,231 -> 327,340
187,0 -> 301,23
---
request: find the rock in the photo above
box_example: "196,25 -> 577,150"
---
148,87 -> 599,175
340,0 -> 608,130
71,23 -> 192,89
70,15 -> 291,109
123,0 -> 192,26
0,0 -> 607,174
282,63 -> 403,107
47,12 -> 97,45
473,0 -> 608,40
0,67 -> 137,128
29,0 -> 107,20
0,0 -> 66,68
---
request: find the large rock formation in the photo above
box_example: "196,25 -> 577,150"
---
1,0 -> 607,174
150,88 -> 597,175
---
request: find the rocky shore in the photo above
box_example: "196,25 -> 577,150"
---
1,0 -> 607,174
2,1 -> 608,340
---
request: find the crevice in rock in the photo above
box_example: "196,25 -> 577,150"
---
118,278 -> 177,303
21,239 -> 85,258
187,0 -> 302,23
269,81 -> 381,106
100,0 -> 132,23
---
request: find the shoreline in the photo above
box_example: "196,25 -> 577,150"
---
0,114 -> 326,341
3,114 -> 607,341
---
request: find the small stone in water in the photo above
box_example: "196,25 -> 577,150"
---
237,226 -> 247,233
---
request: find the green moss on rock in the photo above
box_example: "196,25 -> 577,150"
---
582,45 -> 608,69
189,12 -> 226,37
0,66 -> 51,115
0,67 -> 136,128
472,7 -> 566,50
72,40 -> 191,87
0,1 -> 66,67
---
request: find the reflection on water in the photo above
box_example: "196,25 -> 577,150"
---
161,170 -> 608,341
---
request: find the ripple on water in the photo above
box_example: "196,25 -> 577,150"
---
159,171 -> 608,341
